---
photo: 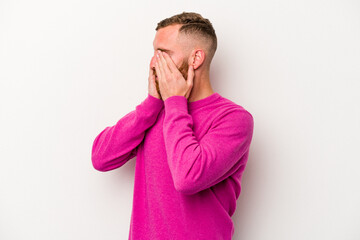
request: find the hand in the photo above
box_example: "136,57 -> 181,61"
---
148,56 -> 162,100
154,50 -> 194,101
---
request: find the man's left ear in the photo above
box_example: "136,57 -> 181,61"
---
189,49 -> 205,70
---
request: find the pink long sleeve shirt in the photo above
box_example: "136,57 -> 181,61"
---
91,92 -> 254,240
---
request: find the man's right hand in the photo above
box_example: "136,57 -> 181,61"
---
148,56 -> 162,100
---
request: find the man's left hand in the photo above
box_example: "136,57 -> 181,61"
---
154,50 -> 194,101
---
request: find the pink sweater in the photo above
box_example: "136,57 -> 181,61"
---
91,92 -> 254,240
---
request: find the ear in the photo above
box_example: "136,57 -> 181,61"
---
189,49 -> 205,70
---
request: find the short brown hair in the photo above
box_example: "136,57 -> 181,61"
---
156,12 -> 217,65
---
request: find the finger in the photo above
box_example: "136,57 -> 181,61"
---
187,64 -> 194,88
161,52 -> 178,72
149,69 -> 157,89
156,54 -> 167,81
184,65 -> 194,99
158,51 -> 172,75
154,60 -> 164,83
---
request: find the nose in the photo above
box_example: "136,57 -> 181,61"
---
150,55 -> 156,70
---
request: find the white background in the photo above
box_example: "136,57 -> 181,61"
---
1,0 -> 359,239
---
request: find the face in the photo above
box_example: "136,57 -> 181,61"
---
151,24 -> 190,81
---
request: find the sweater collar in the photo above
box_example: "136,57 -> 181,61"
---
188,92 -> 221,110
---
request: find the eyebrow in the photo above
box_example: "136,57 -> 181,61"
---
155,48 -> 173,54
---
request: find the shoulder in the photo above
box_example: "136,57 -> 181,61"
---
212,94 -> 254,126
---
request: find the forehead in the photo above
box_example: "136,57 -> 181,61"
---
153,24 -> 182,50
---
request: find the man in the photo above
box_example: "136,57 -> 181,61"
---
92,12 -> 254,240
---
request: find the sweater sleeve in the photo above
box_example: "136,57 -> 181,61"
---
163,95 -> 254,195
91,94 -> 164,172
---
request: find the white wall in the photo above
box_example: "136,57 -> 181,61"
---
1,0 -> 359,239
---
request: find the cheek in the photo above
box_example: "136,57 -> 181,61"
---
172,56 -> 183,69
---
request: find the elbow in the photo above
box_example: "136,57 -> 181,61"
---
91,138 -> 109,172
91,154 -> 107,172
173,178 -> 200,195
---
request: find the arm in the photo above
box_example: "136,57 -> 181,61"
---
91,94 -> 164,171
162,96 -> 254,195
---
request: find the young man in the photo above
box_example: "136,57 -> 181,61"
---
92,12 -> 254,240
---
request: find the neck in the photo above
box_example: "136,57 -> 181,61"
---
188,69 -> 214,102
